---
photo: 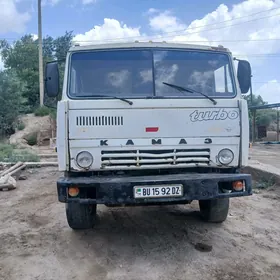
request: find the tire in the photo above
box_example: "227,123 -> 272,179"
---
65,203 -> 97,230
199,198 -> 229,223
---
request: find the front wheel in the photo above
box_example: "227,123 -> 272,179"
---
199,198 -> 229,223
65,203 -> 97,230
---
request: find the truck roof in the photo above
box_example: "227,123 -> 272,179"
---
69,41 -> 231,53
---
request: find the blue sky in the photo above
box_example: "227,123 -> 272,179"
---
2,0 -> 280,103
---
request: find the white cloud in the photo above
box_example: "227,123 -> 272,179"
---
73,18 -> 142,45
74,1 -> 280,51
0,0 -> 30,34
255,80 -> 280,104
149,10 -> 186,33
146,8 -> 160,15
31,33 -> 38,41
147,1 -> 280,56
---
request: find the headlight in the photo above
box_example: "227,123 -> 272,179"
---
76,151 -> 93,169
218,149 -> 234,165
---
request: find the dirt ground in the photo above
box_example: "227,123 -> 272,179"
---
250,144 -> 280,170
1,167 -> 280,280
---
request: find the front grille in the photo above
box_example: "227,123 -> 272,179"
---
101,149 -> 210,169
76,116 -> 123,126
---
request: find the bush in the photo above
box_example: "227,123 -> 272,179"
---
254,177 -> 276,189
0,70 -> 23,136
16,121 -> 25,131
34,106 -> 52,117
0,143 -> 15,159
25,133 -> 38,146
49,109 -> 57,120
0,143 -> 39,163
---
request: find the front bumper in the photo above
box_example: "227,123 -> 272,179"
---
57,172 -> 252,204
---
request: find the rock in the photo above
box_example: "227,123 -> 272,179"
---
0,174 -> 17,191
194,242 -> 213,252
0,185 -> 15,191
18,175 -> 27,181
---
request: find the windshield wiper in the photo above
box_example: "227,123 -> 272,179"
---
75,94 -> 133,105
162,82 -> 217,105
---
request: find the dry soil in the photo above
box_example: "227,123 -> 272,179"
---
1,167 -> 280,280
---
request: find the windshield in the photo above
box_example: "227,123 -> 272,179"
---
69,49 -> 235,99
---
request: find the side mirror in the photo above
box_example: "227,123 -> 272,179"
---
45,62 -> 59,97
237,60 -> 251,94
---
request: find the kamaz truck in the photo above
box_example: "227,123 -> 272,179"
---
45,42 -> 252,230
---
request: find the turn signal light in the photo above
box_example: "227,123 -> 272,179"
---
68,187 -> 80,197
232,181 -> 244,192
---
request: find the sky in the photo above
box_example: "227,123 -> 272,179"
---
1,0 -> 280,104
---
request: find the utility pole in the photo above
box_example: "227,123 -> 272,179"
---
38,0 -> 44,106
250,76 -> 254,143
277,109 -> 279,142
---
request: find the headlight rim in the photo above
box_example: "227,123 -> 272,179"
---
76,151 -> 93,169
218,148 -> 234,165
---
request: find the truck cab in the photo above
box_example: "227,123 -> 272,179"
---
45,42 -> 252,230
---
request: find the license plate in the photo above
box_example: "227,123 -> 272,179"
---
134,185 -> 183,199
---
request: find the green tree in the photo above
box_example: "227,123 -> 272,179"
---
0,70 -> 23,136
54,31 -> 74,94
43,35 -> 55,62
243,93 -> 266,107
0,31 -> 73,110
1,35 -> 39,110
256,110 -> 277,127
244,93 -> 277,128
54,31 -> 73,61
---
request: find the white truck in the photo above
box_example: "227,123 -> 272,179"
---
45,42 -> 252,230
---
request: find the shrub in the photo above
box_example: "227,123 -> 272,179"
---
0,71 -> 22,136
0,143 -> 15,160
17,122 -> 25,131
34,106 -> 52,117
254,177 -> 276,189
25,133 -> 38,146
0,143 -> 39,163
49,109 -> 57,120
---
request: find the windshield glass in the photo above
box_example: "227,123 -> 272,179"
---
69,49 -> 235,98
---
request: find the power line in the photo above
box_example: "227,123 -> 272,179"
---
69,6 -> 280,42
70,11 -> 280,43
2,6 -> 280,42
1,6 -> 280,43
143,13 -> 280,42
